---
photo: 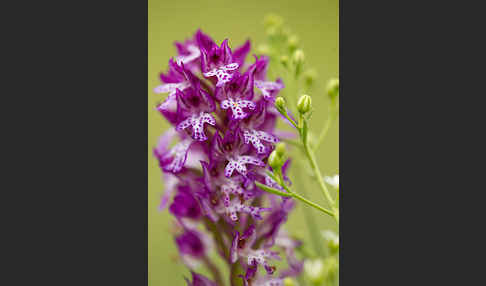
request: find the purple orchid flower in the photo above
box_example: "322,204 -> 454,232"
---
230,225 -> 281,279
201,159 -> 267,222
175,86 -> 216,141
236,101 -> 279,154
210,131 -> 265,178
155,60 -> 199,112
201,161 -> 252,206
197,30 -> 251,88
153,128 -> 193,173
217,67 -> 257,120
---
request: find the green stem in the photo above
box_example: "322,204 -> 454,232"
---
303,138 -> 336,208
202,256 -> 224,286
282,111 -> 299,129
314,102 -> 338,151
204,218 -> 229,261
291,190 -> 335,218
314,113 -> 332,151
255,181 -> 293,197
230,262 -> 244,286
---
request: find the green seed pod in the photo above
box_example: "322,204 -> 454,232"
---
297,94 -> 312,114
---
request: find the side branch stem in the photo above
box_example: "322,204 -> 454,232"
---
255,182 -> 334,217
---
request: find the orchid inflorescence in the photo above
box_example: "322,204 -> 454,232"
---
153,14 -> 339,286
154,29 -> 302,286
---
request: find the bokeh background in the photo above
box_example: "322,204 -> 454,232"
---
149,0 -> 338,284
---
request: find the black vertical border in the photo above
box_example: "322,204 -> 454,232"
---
4,0 -> 149,284
339,0 -> 481,284
340,0 -> 419,284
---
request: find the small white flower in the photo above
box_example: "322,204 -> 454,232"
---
324,174 -> 339,188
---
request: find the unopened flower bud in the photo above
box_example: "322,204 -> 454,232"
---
275,142 -> 286,158
268,150 -> 283,170
280,55 -> 289,69
287,35 -> 299,52
326,78 -> 339,99
304,69 -> 318,88
297,94 -> 312,114
292,50 -> 305,77
283,277 -> 296,286
293,49 -> 305,62
275,96 -> 286,114
304,259 -> 325,284
264,14 -> 284,30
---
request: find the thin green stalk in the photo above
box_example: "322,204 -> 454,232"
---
255,181 -> 294,198
291,190 -> 335,218
314,113 -> 332,151
298,117 -> 339,223
255,182 -> 334,217
303,139 -> 336,208
314,102 -> 338,151
282,111 -> 298,129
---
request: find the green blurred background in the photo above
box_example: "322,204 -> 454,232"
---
149,0 -> 338,284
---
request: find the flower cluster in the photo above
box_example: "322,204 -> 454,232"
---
153,30 -> 302,285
